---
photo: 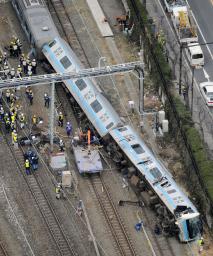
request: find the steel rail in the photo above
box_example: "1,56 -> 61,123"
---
0,242 -> 8,256
90,175 -> 137,256
0,126 -> 77,256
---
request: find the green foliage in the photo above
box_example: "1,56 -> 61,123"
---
127,0 -> 213,207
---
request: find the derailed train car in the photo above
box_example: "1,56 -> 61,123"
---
11,0 -> 203,242
42,37 -> 122,137
110,125 -> 202,242
11,0 -> 59,58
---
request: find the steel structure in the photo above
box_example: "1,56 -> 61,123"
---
0,61 -> 143,89
0,61 -> 143,151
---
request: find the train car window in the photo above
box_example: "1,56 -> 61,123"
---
60,56 -> 72,69
106,122 -> 114,129
131,144 -> 145,154
91,99 -> 102,113
49,40 -> 56,48
118,127 -> 127,132
150,167 -> 162,179
167,189 -> 176,194
76,79 -> 87,91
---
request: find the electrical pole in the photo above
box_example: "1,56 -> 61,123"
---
191,67 -> 195,116
50,81 -> 55,152
179,44 -> 183,95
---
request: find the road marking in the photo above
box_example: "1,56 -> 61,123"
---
203,68 -> 210,81
186,0 -> 213,60
155,0 -> 213,119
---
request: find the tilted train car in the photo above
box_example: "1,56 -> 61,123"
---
11,0 -> 59,58
110,125 -> 202,242
42,37 -> 121,137
11,0 -> 202,242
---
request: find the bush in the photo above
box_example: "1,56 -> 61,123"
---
127,0 -> 213,209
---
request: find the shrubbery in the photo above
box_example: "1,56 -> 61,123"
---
127,0 -> 213,206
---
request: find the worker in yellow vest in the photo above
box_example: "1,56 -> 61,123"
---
32,114 -> 37,128
25,159 -> 30,175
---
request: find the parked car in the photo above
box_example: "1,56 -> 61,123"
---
200,82 -> 213,107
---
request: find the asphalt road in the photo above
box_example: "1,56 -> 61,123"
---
146,0 -> 213,155
186,0 -> 213,82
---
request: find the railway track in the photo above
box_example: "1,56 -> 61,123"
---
140,206 -> 176,256
47,0 -> 89,67
0,242 -> 8,256
0,126 -> 77,256
90,174 -> 137,256
46,2 -> 181,256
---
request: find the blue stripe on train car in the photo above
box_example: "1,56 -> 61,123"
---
42,44 -> 108,136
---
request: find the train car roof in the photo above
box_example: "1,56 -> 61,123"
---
17,0 -> 59,48
110,125 -> 198,216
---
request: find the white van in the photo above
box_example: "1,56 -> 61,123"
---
186,43 -> 204,68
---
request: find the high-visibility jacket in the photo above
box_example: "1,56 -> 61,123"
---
198,239 -> 204,246
59,114 -> 63,121
6,118 -> 10,124
55,187 -> 60,194
32,117 -> 37,124
13,134 -> 17,143
25,160 -> 30,168
11,115 -> 15,122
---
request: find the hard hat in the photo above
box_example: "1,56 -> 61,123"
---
67,122 -> 70,125
11,68 -> 15,71
33,114 -> 36,117
26,159 -> 29,162
21,113 -> 24,116
4,52 -> 6,55
59,112 -> 62,115
18,65 -> 21,68
44,93 -> 47,96
33,59 -> 36,61
13,130 -> 16,133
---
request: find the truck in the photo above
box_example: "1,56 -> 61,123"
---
163,0 -> 186,13
171,5 -> 198,44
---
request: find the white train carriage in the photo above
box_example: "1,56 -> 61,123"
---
11,0 -> 59,58
42,37 -> 121,137
110,125 -> 201,242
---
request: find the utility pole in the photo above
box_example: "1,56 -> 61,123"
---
0,61 -> 144,148
50,81 -> 55,152
191,67 -> 195,116
179,44 -> 183,95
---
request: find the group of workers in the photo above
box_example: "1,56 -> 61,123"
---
0,36 -> 37,79
9,35 -> 22,57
